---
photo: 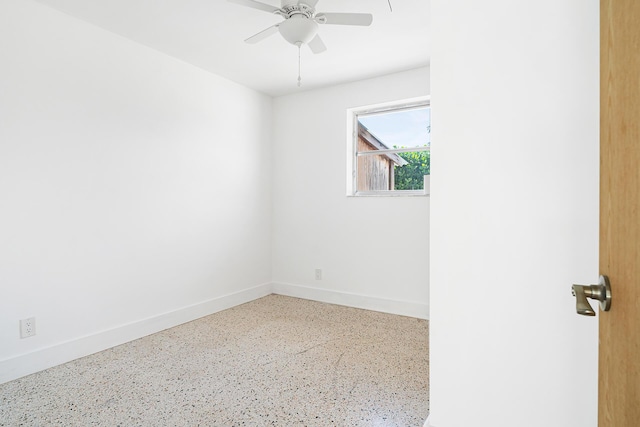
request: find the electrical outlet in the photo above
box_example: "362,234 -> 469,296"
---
20,317 -> 36,339
315,269 -> 322,280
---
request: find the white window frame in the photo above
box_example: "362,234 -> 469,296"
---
346,96 -> 430,197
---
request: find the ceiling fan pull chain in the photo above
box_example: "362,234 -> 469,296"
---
388,0 -> 393,12
297,43 -> 302,87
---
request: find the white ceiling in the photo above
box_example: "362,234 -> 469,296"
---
32,0 -> 430,97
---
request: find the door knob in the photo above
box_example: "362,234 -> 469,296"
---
571,275 -> 612,316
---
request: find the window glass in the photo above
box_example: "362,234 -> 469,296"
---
358,106 -> 431,149
351,101 -> 430,195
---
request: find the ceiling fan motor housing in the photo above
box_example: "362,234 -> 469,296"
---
280,2 -> 314,18
279,14 -> 319,45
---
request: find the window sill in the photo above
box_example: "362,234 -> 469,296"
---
348,191 -> 430,197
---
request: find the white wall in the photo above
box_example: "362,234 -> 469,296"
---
0,0 -> 272,382
430,1 -> 599,426
272,68 -> 430,319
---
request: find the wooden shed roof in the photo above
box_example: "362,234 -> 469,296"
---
358,124 -> 408,166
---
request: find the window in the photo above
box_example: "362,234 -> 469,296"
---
347,98 -> 430,196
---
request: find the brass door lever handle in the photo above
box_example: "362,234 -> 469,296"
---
571,275 -> 612,316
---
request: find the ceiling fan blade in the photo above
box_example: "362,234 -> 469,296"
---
308,34 -> 327,54
245,24 -> 280,44
315,12 -> 373,26
228,0 -> 281,14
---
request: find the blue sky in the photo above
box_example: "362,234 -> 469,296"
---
358,106 -> 430,149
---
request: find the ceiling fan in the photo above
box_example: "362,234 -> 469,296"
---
228,0 -> 373,54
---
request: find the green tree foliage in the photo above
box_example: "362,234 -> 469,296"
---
394,149 -> 430,190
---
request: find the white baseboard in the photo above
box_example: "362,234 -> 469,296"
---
0,283 -> 272,385
272,282 -> 429,320
1,281 -> 427,384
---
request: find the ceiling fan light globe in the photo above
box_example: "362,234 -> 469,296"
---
278,16 -> 318,45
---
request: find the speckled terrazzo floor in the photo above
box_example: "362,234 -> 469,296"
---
0,295 -> 429,426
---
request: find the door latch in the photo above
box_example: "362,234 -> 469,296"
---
571,275 -> 612,316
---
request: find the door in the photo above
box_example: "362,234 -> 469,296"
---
599,0 -> 640,425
